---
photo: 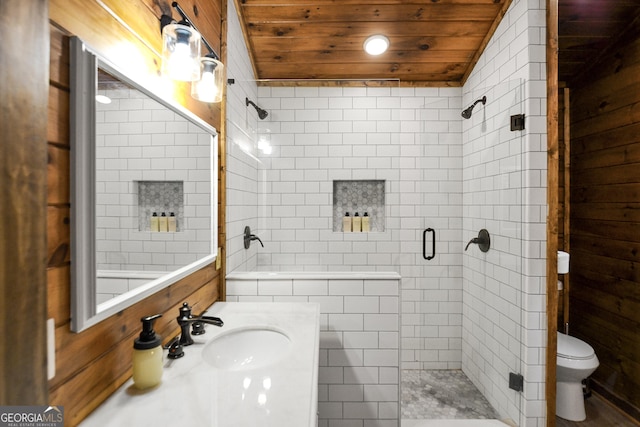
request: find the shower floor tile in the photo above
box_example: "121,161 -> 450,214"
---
402,370 -> 500,420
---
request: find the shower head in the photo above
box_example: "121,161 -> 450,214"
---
246,98 -> 269,120
461,96 -> 487,119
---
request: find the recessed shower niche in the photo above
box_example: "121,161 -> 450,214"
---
137,181 -> 184,231
333,180 -> 385,232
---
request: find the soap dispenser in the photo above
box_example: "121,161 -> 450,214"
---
133,314 -> 163,389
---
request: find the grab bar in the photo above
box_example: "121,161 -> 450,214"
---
423,228 -> 435,260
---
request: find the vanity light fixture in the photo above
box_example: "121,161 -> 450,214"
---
160,2 -> 225,103
363,34 -> 389,56
161,19 -> 201,81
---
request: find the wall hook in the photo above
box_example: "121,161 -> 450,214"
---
243,226 -> 264,249
465,229 -> 490,252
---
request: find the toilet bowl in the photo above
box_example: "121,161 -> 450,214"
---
556,332 -> 599,421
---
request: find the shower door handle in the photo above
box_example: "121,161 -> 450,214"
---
423,228 -> 435,260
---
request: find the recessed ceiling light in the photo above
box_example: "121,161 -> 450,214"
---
363,35 -> 389,56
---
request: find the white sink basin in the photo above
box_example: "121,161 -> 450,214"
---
202,327 -> 291,371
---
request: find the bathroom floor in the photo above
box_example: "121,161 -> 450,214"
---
555,392 -> 640,427
402,370 -> 501,421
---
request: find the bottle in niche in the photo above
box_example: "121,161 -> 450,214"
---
168,212 -> 177,232
362,212 -> 371,232
159,212 -> 168,232
342,212 -> 352,232
352,212 -> 362,232
150,212 -> 159,232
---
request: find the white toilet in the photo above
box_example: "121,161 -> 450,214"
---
556,332 -> 599,421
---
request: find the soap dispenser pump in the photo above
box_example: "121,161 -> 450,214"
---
133,314 -> 163,389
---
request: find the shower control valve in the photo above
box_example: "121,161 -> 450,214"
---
465,229 -> 490,252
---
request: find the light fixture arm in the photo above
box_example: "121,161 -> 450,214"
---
162,1 -> 220,61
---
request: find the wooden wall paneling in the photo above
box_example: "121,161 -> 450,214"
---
49,0 -> 221,129
546,0 -> 560,425
218,0 -> 228,299
562,87 -> 571,331
49,263 -> 218,390
48,85 -> 70,146
0,0 -> 50,405
48,145 -> 70,205
46,0 -> 226,423
47,206 -> 71,267
47,265 -> 71,325
50,268 -> 219,426
569,9 -> 640,420
557,87 -> 566,330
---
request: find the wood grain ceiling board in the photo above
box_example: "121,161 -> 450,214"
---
234,0 -> 640,86
558,0 -> 640,84
236,0 -> 509,85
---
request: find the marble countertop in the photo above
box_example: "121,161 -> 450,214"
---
80,302 -> 321,427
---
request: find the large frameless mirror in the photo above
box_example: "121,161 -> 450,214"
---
69,37 -> 218,332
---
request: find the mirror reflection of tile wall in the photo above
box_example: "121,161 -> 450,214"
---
137,181 -> 184,232
333,180 -> 385,232
95,86 -> 211,274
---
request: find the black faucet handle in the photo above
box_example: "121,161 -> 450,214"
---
165,336 -> 184,359
191,321 -> 205,335
465,237 -> 479,251
178,302 -> 192,322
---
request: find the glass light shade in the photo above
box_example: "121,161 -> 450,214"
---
363,35 -> 389,56
191,57 -> 224,103
162,23 -> 201,81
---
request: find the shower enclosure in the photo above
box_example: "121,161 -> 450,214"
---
226,78 -> 535,425
412,79 -> 526,422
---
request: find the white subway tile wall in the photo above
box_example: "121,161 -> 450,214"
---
462,0 -> 547,426
227,276 -> 400,427
225,0 -> 262,274
95,87 -> 212,274
250,83 -> 464,379
225,0 -> 547,425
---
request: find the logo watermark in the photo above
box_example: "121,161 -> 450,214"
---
0,406 -> 63,427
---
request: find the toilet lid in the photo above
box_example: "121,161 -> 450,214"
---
557,333 -> 595,360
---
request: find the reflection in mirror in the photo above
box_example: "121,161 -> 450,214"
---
70,37 -> 218,332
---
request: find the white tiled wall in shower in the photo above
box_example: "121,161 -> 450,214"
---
226,274 -> 400,427
226,0 -> 464,379
225,0 -> 548,424
95,88 -> 212,273
462,0 -> 547,425
225,0 -> 261,273
246,84 -> 464,376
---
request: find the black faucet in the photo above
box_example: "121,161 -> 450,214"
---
167,302 -> 223,359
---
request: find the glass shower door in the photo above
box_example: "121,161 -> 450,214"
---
409,79 -> 525,424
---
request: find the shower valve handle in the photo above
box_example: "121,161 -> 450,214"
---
243,226 -> 264,249
465,229 -> 490,252
465,238 -> 480,251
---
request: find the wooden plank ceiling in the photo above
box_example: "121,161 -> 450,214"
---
234,0 -> 640,86
559,0 -> 640,84
236,0 -> 511,85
